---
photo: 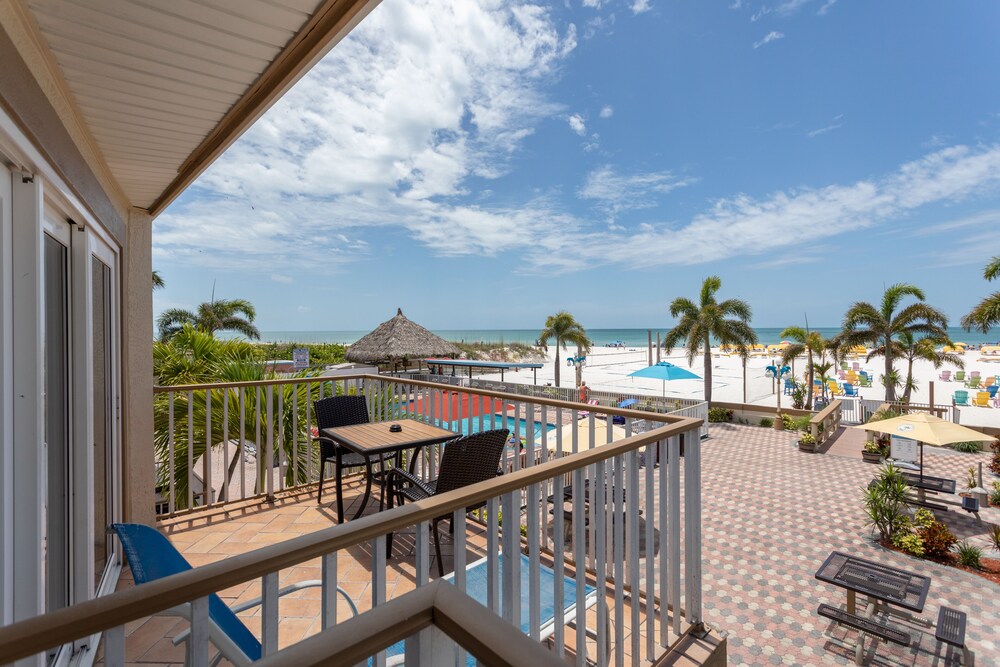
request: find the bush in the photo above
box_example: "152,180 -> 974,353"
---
781,413 -> 795,430
791,383 -> 806,410
708,408 -> 733,423
800,432 -> 817,445
955,541 -> 983,569
862,464 -> 910,541
759,417 -> 773,428
913,508 -> 935,528
951,440 -> 984,453
863,440 -> 881,454
991,481 -> 1000,506
990,439 -> 1000,476
988,524 -> 1000,553
892,531 -> 925,557
918,522 -> 957,559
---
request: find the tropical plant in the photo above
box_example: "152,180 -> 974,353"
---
837,284 -> 948,401
991,440 -> 1000,476
152,270 -> 165,290
892,530 -> 925,557
894,331 -> 964,403
960,256 -> 1000,333
919,521 -> 957,559
863,440 -> 881,454
790,381 -> 806,410
951,440 -> 983,454
799,432 -> 816,445
759,417 -> 773,428
663,276 -> 757,403
708,407 -> 733,423
863,463 -> 910,541
992,481 -> 1000,506
157,297 -> 261,341
538,311 -> 590,388
153,326 -> 321,509
779,327 -> 836,409
988,523 -> 1000,553
955,541 -> 983,569
812,360 -> 835,402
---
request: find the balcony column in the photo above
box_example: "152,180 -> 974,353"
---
121,207 -> 154,524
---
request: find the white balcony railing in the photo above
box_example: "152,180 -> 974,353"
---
0,376 -> 705,666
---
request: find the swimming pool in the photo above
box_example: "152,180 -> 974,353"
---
448,414 -> 556,438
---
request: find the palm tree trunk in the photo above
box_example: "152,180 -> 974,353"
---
884,338 -> 895,402
806,350 -> 814,409
554,336 -> 561,387
902,357 -> 914,403
703,335 -> 712,403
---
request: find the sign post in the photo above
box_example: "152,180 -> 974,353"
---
292,348 -> 309,370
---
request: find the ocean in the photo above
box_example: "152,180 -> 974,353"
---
249,327 -> 998,347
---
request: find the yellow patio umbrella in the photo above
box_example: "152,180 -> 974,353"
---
854,412 -> 993,481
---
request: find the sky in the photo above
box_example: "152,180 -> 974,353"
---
152,0 -> 1000,333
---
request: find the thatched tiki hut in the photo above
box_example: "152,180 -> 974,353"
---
346,308 -> 460,371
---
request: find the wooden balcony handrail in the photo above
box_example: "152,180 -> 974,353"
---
255,580 -> 565,667
153,373 -> 689,423
810,399 -> 841,426
0,416 -> 702,662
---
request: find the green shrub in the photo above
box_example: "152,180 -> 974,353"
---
863,440 -> 881,454
951,440 -> 983,453
708,408 -> 733,423
965,466 -> 978,490
990,439 -> 1000,476
918,522 -> 957,559
791,383 -> 806,410
892,531 -> 925,557
800,432 -> 817,445
955,541 -> 983,569
781,413 -> 795,430
987,524 -> 1000,553
913,508 -> 935,528
991,481 -> 1000,506
862,464 -> 910,541
759,417 -> 773,428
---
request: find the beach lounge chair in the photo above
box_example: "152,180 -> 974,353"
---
988,385 -> 999,399
579,398 -> 600,418
965,376 -> 981,389
857,372 -> 872,387
851,362 -> 860,372
954,370 -> 966,382
970,370 -> 981,377
953,390 -> 969,406
974,392 -> 991,407
111,523 -> 357,666
984,376 -> 996,388
783,378 -> 795,395
828,380 -> 843,396
840,361 -> 849,371
838,370 -> 847,380
843,383 -> 859,397
938,370 -> 951,381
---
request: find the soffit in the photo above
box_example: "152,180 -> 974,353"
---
24,0 -> 377,214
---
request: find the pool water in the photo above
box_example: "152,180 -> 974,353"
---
448,414 -> 556,438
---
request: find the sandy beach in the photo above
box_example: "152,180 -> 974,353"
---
473,345 -> 1000,429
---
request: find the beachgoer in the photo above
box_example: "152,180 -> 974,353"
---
579,381 -> 590,402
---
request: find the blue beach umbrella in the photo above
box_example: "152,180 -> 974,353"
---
628,362 -> 701,396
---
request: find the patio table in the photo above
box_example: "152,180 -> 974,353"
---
321,419 -> 457,522
815,551 -> 930,615
900,472 -> 956,510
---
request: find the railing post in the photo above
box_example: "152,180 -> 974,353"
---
683,432 -> 703,630
262,572 -> 279,656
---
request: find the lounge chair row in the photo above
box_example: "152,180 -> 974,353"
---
953,388 -> 1000,407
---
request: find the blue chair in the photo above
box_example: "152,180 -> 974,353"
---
987,385 -> 999,398
843,383 -> 859,397
112,523 -> 358,666
383,553 -> 602,665
783,379 -> 795,395
953,390 -> 970,406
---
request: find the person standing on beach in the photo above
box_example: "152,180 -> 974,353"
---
579,381 -> 590,402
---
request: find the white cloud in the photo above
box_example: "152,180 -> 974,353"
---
599,105 -> 614,118
751,6 -> 771,22
806,117 -> 843,137
775,0 -> 810,14
541,144 -> 1000,272
568,113 -> 587,136
579,166 -> 697,222
729,0 -> 744,9
753,31 -> 784,48
630,0 -> 652,14
156,0 -> 577,268
817,0 -> 837,15
270,274 -> 293,284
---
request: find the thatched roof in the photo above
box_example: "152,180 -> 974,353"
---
346,308 -> 460,363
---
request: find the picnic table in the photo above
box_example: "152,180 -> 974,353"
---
900,472 -> 956,510
814,551 -> 931,615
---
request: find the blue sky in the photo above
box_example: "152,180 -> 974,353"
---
153,0 -> 1000,333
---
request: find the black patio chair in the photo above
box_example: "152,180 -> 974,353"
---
315,395 -> 380,521
386,429 -> 509,576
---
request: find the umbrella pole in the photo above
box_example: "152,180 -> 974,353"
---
920,442 -> 924,482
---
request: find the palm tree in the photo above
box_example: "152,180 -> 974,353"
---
152,270 -> 165,290
157,297 -> 261,341
960,256 -> 1000,333
538,312 -> 591,388
838,283 -> 948,402
895,332 -> 964,403
663,276 -> 757,403
779,326 -> 835,410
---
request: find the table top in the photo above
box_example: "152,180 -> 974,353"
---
815,551 -> 930,612
900,472 -> 956,494
321,419 -> 457,456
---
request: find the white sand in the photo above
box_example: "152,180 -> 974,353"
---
481,346 -> 1000,429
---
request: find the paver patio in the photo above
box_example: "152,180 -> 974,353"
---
701,423 -> 999,666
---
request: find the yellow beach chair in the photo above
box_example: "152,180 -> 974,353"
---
974,391 -> 991,407
828,380 -> 843,396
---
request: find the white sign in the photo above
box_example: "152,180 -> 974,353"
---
292,348 -> 309,370
890,436 -> 919,464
